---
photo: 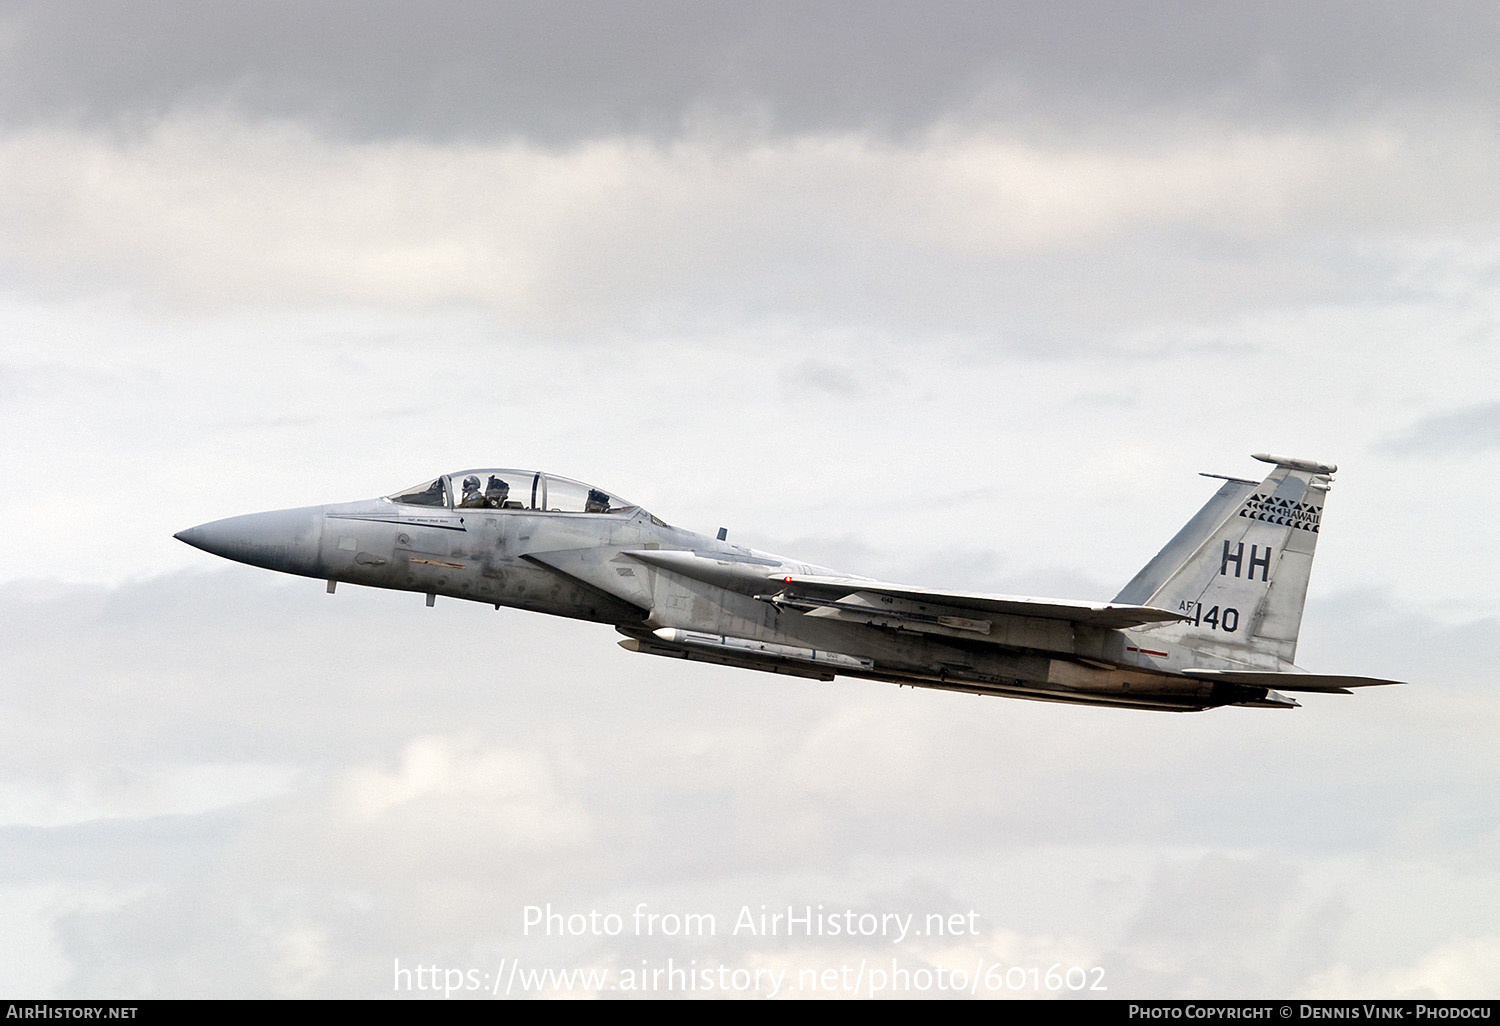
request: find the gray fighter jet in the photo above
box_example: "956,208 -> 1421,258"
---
175,454 -> 1400,712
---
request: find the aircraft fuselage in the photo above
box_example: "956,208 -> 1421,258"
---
175,460 -> 1401,712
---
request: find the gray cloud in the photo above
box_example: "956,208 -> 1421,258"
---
4,2 -> 1500,142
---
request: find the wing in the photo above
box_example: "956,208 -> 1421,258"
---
763,573 -> 1186,651
1181,669 -> 1404,694
621,552 -> 1184,650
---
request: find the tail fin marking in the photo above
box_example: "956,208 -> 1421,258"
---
1122,455 -> 1336,667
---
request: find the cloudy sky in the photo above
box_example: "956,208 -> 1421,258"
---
3,0 -> 1498,999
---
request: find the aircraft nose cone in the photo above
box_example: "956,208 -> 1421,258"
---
175,506 -> 326,577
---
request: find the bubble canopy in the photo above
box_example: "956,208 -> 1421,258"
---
386,470 -> 639,516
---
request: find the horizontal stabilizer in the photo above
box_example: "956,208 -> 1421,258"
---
774,575 -> 1187,629
1182,669 -> 1403,692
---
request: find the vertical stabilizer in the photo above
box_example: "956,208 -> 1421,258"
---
1113,474 -> 1259,605
1126,454 -> 1336,666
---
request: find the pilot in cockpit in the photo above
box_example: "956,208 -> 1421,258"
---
458,475 -> 485,508
484,476 -> 511,508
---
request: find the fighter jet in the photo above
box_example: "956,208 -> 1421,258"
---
174,453 -> 1400,712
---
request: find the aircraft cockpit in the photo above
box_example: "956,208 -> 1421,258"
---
386,470 -> 640,516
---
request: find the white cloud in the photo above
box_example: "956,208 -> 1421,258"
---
337,733 -> 591,851
2,113 -> 1493,325
0,763 -> 300,827
1305,937 -> 1500,999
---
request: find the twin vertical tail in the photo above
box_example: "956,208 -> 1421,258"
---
1114,454 -> 1337,668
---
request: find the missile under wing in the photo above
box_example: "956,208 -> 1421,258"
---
174,456 -> 1402,712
